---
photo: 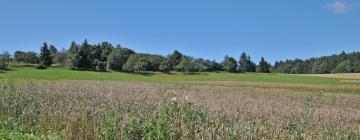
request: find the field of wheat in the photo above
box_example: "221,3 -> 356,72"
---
0,80 -> 359,139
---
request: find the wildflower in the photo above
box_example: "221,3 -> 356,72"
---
184,96 -> 190,102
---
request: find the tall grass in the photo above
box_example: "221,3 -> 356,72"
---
0,80 -> 359,139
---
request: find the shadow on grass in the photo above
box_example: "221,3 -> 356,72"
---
0,68 -> 16,72
161,72 -> 175,75
69,69 -> 112,73
12,65 -> 35,68
182,72 -> 209,75
127,72 -> 155,76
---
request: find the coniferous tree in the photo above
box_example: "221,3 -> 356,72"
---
246,56 -> 256,72
259,57 -> 271,73
49,45 -> 58,63
40,42 -> 53,66
239,52 -> 248,72
274,51 -> 360,74
78,39 -> 94,69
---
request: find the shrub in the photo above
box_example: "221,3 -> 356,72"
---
35,64 -> 47,69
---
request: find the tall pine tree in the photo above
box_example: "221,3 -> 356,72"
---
246,56 -> 256,72
259,57 -> 271,73
40,42 -> 53,66
239,52 -> 248,72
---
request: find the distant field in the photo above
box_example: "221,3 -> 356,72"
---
0,67 -> 356,85
1,67 -> 360,94
299,73 -> 360,80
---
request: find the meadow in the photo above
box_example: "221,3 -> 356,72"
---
1,67 -> 359,84
0,68 -> 360,139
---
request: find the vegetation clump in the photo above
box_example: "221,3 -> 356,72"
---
0,80 -> 359,139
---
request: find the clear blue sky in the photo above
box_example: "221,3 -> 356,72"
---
1,0 -> 359,63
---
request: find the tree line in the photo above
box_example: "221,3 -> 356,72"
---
274,51 -> 360,74
2,39 -> 272,73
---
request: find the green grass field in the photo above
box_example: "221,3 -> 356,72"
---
1,67 -> 360,94
1,67 -> 357,85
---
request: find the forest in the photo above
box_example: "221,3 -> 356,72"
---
1,40 -> 359,74
274,51 -> 360,74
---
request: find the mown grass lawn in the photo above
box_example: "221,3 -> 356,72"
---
0,67 -> 357,86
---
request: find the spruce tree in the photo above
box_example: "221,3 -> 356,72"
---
259,57 -> 271,73
239,52 -> 248,72
246,56 -> 256,72
40,42 -> 53,66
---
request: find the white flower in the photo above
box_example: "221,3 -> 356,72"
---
184,96 -> 190,102
171,97 -> 177,104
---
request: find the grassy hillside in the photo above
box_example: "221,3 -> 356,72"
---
0,67 -> 356,85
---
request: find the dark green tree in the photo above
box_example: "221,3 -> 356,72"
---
49,45 -> 58,62
239,52 -> 248,72
259,57 -> 271,73
168,50 -> 183,70
274,51 -> 360,74
40,42 -> 53,66
246,56 -> 256,72
77,39 -> 94,70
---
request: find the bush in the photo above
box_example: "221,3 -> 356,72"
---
35,64 -> 47,69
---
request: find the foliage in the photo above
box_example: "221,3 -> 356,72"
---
159,59 -> 171,72
39,42 -> 53,66
54,48 -> 67,67
122,54 -> 150,72
67,40 -> 116,71
66,41 -> 81,69
239,52 -> 256,72
222,55 -> 238,73
259,57 -> 271,73
275,51 -> 360,74
0,51 -> 10,70
108,46 -> 135,71
49,45 -> 58,62
168,50 -> 183,70
124,103 -> 208,140
35,64 -> 47,69
14,51 -> 39,66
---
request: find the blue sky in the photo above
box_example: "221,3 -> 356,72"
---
1,0 -> 359,63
